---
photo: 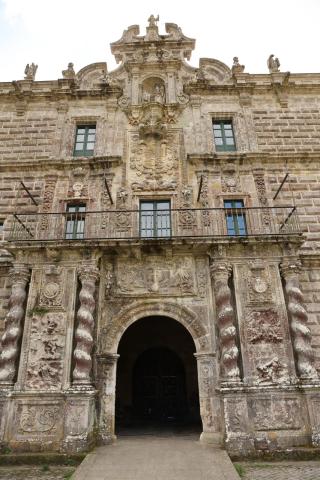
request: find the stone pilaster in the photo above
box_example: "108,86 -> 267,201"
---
0,264 -> 30,386
72,264 -> 100,387
195,353 -> 221,445
97,353 -> 119,444
280,259 -> 317,380
210,261 -> 240,383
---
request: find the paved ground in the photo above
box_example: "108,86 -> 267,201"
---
238,461 -> 320,479
71,435 -> 239,480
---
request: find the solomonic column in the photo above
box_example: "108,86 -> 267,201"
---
0,264 -> 30,386
280,259 -> 317,380
72,264 -> 100,388
210,260 -> 240,383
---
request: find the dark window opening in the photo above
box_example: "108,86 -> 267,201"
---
73,125 -> 96,157
224,199 -> 247,236
140,200 -> 171,238
65,204 -> 86,239
213,121 -> 236,152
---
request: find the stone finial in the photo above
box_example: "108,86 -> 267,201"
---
231,57 -> 245,75
24,63 -> 38,80
62,62 -> 75,79
148,14 -> 159,27
267,54 -> 280,73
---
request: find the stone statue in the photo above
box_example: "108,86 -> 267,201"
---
148,14 -> 159,27
231,57 -> 245,75
62,62 -> 75,79
267,54 -> 280,73
24,63 -> 38,80
154,83 -> 165,103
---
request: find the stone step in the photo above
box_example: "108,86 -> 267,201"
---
71,435 -> 240,480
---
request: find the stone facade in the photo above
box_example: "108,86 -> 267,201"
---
0,18 -> 319,455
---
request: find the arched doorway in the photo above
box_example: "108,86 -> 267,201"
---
116,316 -> 201,433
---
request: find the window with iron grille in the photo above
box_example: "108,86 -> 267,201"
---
224,199 -> 247,236
213,121 -> 236,152
73,125 -> 96,157
65,204 -> 86,239
140,200 -> 171,238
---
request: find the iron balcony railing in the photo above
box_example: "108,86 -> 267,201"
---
9,206 -> 300,242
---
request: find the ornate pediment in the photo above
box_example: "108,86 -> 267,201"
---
110,17 -> 195,66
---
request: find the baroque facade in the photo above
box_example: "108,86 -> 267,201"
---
0,17 -> 319,455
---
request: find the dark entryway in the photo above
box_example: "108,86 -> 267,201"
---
116,316 -> 201,433
133,347 -> 187,422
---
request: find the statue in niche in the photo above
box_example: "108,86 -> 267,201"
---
142,79 -> 165,104
267,54 -> 280,73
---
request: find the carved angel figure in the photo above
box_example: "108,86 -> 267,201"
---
267,54 -> 280,73
24,63 -> 38,80
148,14 -> 159,27
62,62 -> 75,79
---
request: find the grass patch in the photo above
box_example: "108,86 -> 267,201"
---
41,464 -> 50,472
234,463 -> 246,477
64,472 -> 75,480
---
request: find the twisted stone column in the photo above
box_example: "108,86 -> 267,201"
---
0,264 -> 30,384
281,260 -> 317,379
73,265 -> 99,385
210,261 -> 240,382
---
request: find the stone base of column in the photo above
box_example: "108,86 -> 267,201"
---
98,433 -> 117,445
200,431 -> 222,446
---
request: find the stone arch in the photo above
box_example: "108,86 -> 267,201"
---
104,299 -> 210,353
76,62 -> 107,89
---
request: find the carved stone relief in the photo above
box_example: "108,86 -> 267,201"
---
249,398 -> 302,431
15,403 -> 62,435
40,177 -> 57,231
39,267 -> 65,309
115,256 -> 195,296
245,309 -> 283,344
253,170 -> 271,227
130,133 -> 178,191
224,398 -> 248,433
25,313 -> 66,389
221,163 -> 240,193
196,258 -> 208,297
65,401 -> 89,436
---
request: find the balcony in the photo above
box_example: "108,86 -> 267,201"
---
8,206 -> 300,243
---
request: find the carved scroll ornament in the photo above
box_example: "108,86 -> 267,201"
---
0,264 -> 30,383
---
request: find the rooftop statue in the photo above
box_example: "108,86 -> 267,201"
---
267,54 -> 280,73
62,62 -> 76,79
231,57 -> 245,75
24,63 -> 38,80
148,14 -> 159,27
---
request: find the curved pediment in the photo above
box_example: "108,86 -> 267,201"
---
76,62 -> 107,89
199,58 -> 232,84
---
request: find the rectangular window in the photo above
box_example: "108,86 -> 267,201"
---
224,199 -> 247,236
73,125 -> 96,157
213,121 -> 236,152
65,204 -> 86,239
140,200 -> 171,238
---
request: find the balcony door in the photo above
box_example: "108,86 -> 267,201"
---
140,200 -> 171,238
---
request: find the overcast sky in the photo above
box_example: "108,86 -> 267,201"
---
0,0 -> 319,82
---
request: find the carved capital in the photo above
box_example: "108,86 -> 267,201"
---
209,261 -> 232,283
280,259 -> 302,279
78,265 -> 100,284
10,264 -> 30,285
